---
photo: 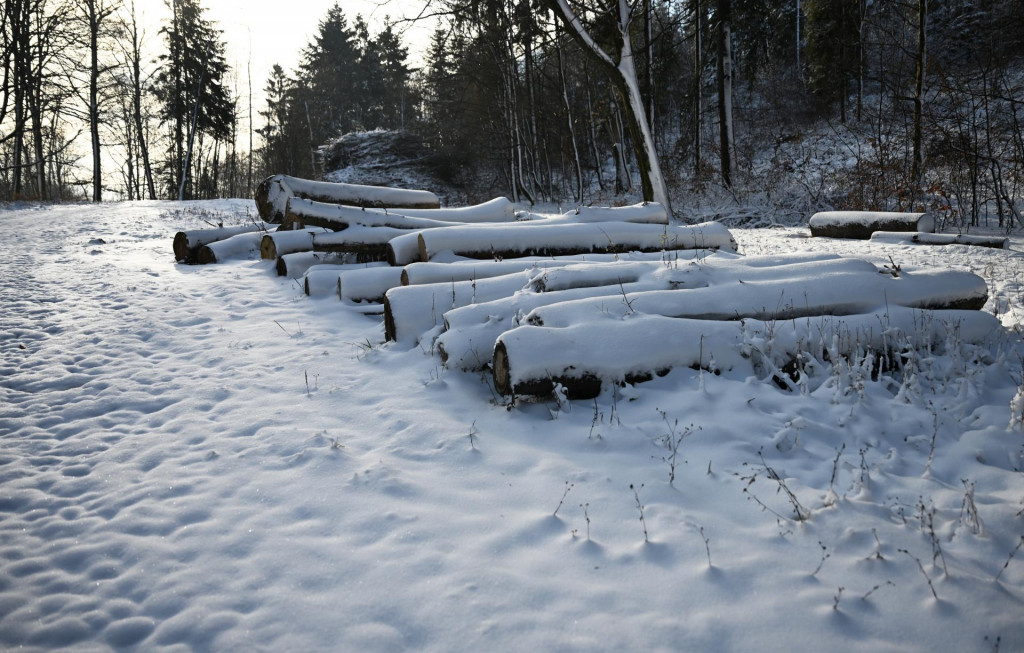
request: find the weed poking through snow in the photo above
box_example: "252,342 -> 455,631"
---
630,484 -> 649,543
553,481 -> 573,517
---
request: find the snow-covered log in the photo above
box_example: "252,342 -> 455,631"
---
493,308 -> 1001,398
276,251 -> 353,277
517,202 -> 669,225
384,271 -> 534,344
528,253 -> 865,293
416,221 -> 736,262
195,231 -> 265,264
302,266 -> 351,298
527,268 -> 987,328
869,231 -> 1008,249
809,211 -> 934,239
173,223 -> 268,262
312,226 -> 411,263
254,174 -> 441,221
339,267 -> 405,303
436,255 -> 876,371
260,227 -> 329,260
300,263 -> 390,297
284,196 -> 516,231
399,251 -> 709,287
386,231 -> 427,266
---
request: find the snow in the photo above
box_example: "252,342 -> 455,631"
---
1,201 -> 1023,651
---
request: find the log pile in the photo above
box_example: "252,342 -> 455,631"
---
255,174 -> 440,221
170,178 -> 1001,403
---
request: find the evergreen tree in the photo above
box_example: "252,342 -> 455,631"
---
154,0 -> 235,199
803,0 -> 859,119
297,3 -> 360,149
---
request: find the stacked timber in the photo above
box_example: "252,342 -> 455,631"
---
255,174 -> 440,222
173,223 -> 269,263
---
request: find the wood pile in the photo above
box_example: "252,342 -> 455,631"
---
172,179 -> 999,402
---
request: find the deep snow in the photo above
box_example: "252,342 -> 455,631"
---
1,200 -> 1022,652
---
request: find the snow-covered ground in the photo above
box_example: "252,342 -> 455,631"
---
1,200 -> 1022,651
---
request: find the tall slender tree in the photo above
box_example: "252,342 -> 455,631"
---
154,0 -> 234,199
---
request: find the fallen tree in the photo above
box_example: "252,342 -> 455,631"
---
416,221 -> 736,262
338,267 -> 405,303
283,197 -> 516,231
276,251 -> 352,277
384,271 -> 535,344
399,251 -> 693,286
517,202 -> 668,225
526,268 -> 988,327
312,226 -> 410,263
436,255 -> 877,371
809,211 -> 934,239
254,174 -> 441,221
493,308 -> 1001,398
869,231 -> 1008,249
173,223 -> 268,263
260,227 -> 329,260
195,231 -> 265,264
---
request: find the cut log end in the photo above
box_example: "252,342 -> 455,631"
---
492,341 -> 604,400
260,235 -> 278,260
254,176 -> 278,221
493,341 -> 513,395
275,257 -> 288,276
383,296 -> 397,342
196,246 -> 217,265
172,232 -> 189,261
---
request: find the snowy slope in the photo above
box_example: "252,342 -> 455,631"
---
1,201 -> 1022,651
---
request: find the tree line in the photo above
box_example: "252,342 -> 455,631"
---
4,0 -> 1024,229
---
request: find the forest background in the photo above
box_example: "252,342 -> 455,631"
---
2,0 -> 1023,232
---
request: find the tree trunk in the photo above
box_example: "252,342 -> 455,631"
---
493,308 -> 999,399
911,0 -> 927,188
527,268 -> 987,329
546,0 -> 671,212
88,1 -> 101,202
808,211 -> 934,238
283,196 -> 515,231
416,221 -> 735,263
173,222 -> 267,262
716,0 -> 735,188
255,174 -> 440,221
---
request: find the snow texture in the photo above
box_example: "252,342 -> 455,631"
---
1,202 -> 1022,652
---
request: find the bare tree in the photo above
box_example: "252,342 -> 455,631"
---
545,0 -> 671,211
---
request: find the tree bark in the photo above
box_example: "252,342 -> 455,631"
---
416,221 -> 735,262
716,0 -> 735,187
808,211 -> 934,238
911,0 -> 927,188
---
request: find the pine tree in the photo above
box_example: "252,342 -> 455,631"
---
154,0 -> 235,199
